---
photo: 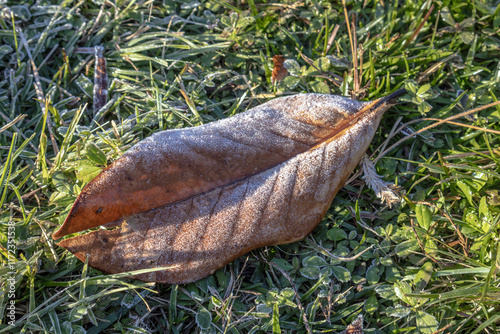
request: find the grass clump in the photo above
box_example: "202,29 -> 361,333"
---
0,0 -> 499,333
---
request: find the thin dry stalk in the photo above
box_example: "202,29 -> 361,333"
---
342,1 -> 360,98
430,324 -> 453,334
406,4 -> 435,47
325,24 -> 340,55
358,43 -> 364,97
342,0 -> 354,66
351,13 -> 359,97
443,150 -> 499,160
348,100 -> 500,188
374,100 -> 500,163
417,52 -> 459,84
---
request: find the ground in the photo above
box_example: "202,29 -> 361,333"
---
0,1 -> 499,333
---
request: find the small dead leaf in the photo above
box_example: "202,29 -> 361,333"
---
55,90 -> 405,283
271,55 -> 288,83
361,155 -> 401,207
93,46 -> 108,117
339,314 -> 364,334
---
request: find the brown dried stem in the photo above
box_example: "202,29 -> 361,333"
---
374,100 -> 500,164
406,4 -> 435,47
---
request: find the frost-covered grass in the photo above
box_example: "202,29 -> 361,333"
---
0,0 -> 499,333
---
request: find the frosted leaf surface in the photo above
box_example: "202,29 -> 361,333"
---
56,91 -> 403,283
54,94 -> 367,238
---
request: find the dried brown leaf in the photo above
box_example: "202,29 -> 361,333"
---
55,90 -> 405,283
271,55 -> 288,83
93,46 -> 108,117
339,314 -> 364,334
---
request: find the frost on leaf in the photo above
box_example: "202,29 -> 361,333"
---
361,155 -> 401,207
55,90 -> 405,283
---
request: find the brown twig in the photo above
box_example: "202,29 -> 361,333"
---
351,13 -> 359,98
358,43 -> 364,98
417,52 -> 459,84
348,100 -> 500,187
342,1 -> 356,98
373,100 -> 500,163
416,118 -> 500,135
342,0 -> 354,65
406,4 -> 435,47
430,323 -> 452,334
324,24 -> 339,55
443,150 -> 499,160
